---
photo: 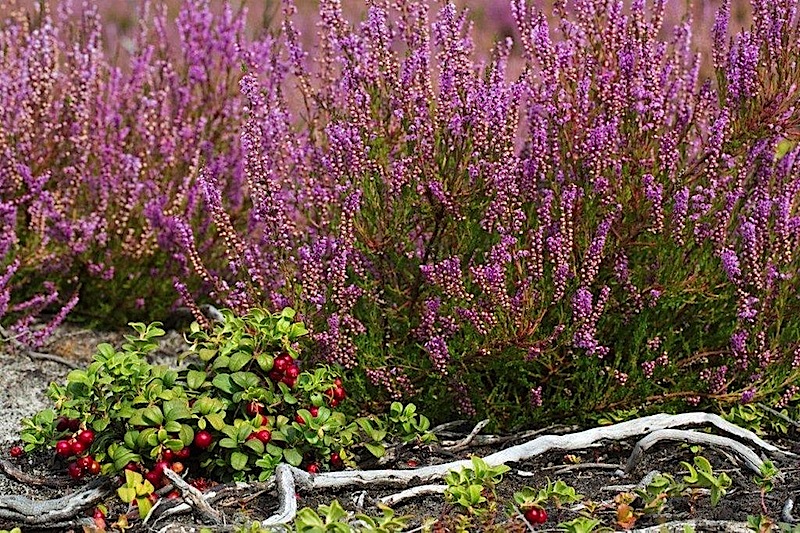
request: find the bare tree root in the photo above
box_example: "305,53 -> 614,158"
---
441,419 -> 490,452
0,459 -> 71,488
379,484 -> 447,506
163,468 -> 222,525
2,412 -> 791,529
630,519 -> 752,532
0,477 -> 111,526
625,429 -> 766,475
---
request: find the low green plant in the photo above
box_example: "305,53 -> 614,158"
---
444,457 -> 510,513
633,473 -> 684,515
557,517 -> 609,533
513,478 -> 584,509
19,308 -> 434,509
680,456 -> 732,506
116,469 -> 156,519
291,501 -> 409,533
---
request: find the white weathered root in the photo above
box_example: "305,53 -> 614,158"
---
630,519 -> 752,532
0,477 -> 111,525
379,484 -> 447,506
163,468 -> 222,524
783,498 -> 797,524
441,419 -> 490,452
625,429 -> 765,475
261,465 -> 311,528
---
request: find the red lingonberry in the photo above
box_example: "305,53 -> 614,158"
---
306,463 -> 320,474
309,406 -> 319,417
268,370 -> 283,382
87,460 -> 101,476
56,440 -> 73,458
256,430 -> 271,444
70,440 -> 87,455
176,447 -> 191,460
162,449 -> 175,462
144,470 -> 163,487
328,398 -> 340,408
246,401 -> 263,417
194,430 -> 213,449
295,414 -> 305,425
67,462 -> 83,480
153,460 -> 170,475
166,490 -> 181,500
330,452 -> 342,467
77,456 -> 93,471
333,387 -> 346,400
274,358 -> 289,372
67,419 -> 80,431
9,446 -> 23,458
77,429 -> 95,445
334,378 -> 343,387
56,417 -> 70,432
124,462 -> 140,472
285,365 -> 300,379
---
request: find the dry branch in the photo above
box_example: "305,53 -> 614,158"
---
625,429 -> 765,475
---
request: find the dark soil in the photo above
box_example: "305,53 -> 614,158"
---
1,326 -> 798,532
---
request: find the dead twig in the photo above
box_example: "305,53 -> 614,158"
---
631,519 -> 752,532
442,419 -> 490,452
0,458 -> 72,488
379,484 -> 447,506
625,429 -> 765,475
162,468 -> 223,525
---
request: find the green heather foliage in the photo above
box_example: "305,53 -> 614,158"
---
2,0 -> 800,430
179,0 -> 800,428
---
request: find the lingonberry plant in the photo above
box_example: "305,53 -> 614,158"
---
172,0 -> 800,429
19,308 -> 434,515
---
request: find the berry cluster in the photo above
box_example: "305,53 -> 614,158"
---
524,506 -> 548,525
268,353 -> 301,388
53,422 -> 100,480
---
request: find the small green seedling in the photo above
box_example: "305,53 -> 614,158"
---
680,456 -> 731,506
444,456 -> 510,512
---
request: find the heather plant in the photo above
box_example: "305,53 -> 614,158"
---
0,0 -> 271,339
178,0 -> 800,428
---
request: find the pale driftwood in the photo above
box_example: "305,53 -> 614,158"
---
0,458 -> 71,488
261,464 -> 311,528
544,462 -> 624,475
602,469 -> 662,493
163,468 -> 222,524
631,519 -> 752,532
625,429 -> 765,475
379,484 -> 447,506
0,477 -> 111,525
783,498 -> 797,524
442,419 -> 490,452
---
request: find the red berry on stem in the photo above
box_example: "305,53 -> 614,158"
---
333,387 -> 346,400
162,449 -> 175,462
194,430 -> 213,449
166,490 -> 181,500
330,452 -> 342,466
268,370 -> 283,383
285,366 -> 299,379
328,398 -> 340,408
274,358 -> 288,372
56,417 -> 70,432
306,463 -> 320,474
67,419 -> 80,431
256,430 -> 271,444
124,462 -> 140,472
334,378 -> 343,387
9,446 -> 23,458
295,414 -> 305,425
56,440 -> 72,458
67,462 -> 83,480
77,429 -> 94,445
309,406 -> 319,417
153,460 -> 170,475
71,440 -> 87,455
77,456 -> 92,470
246,402 -> 263,417
144,470 -> 162,487
88,460 -> 101,476
176,447 -> 191,460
